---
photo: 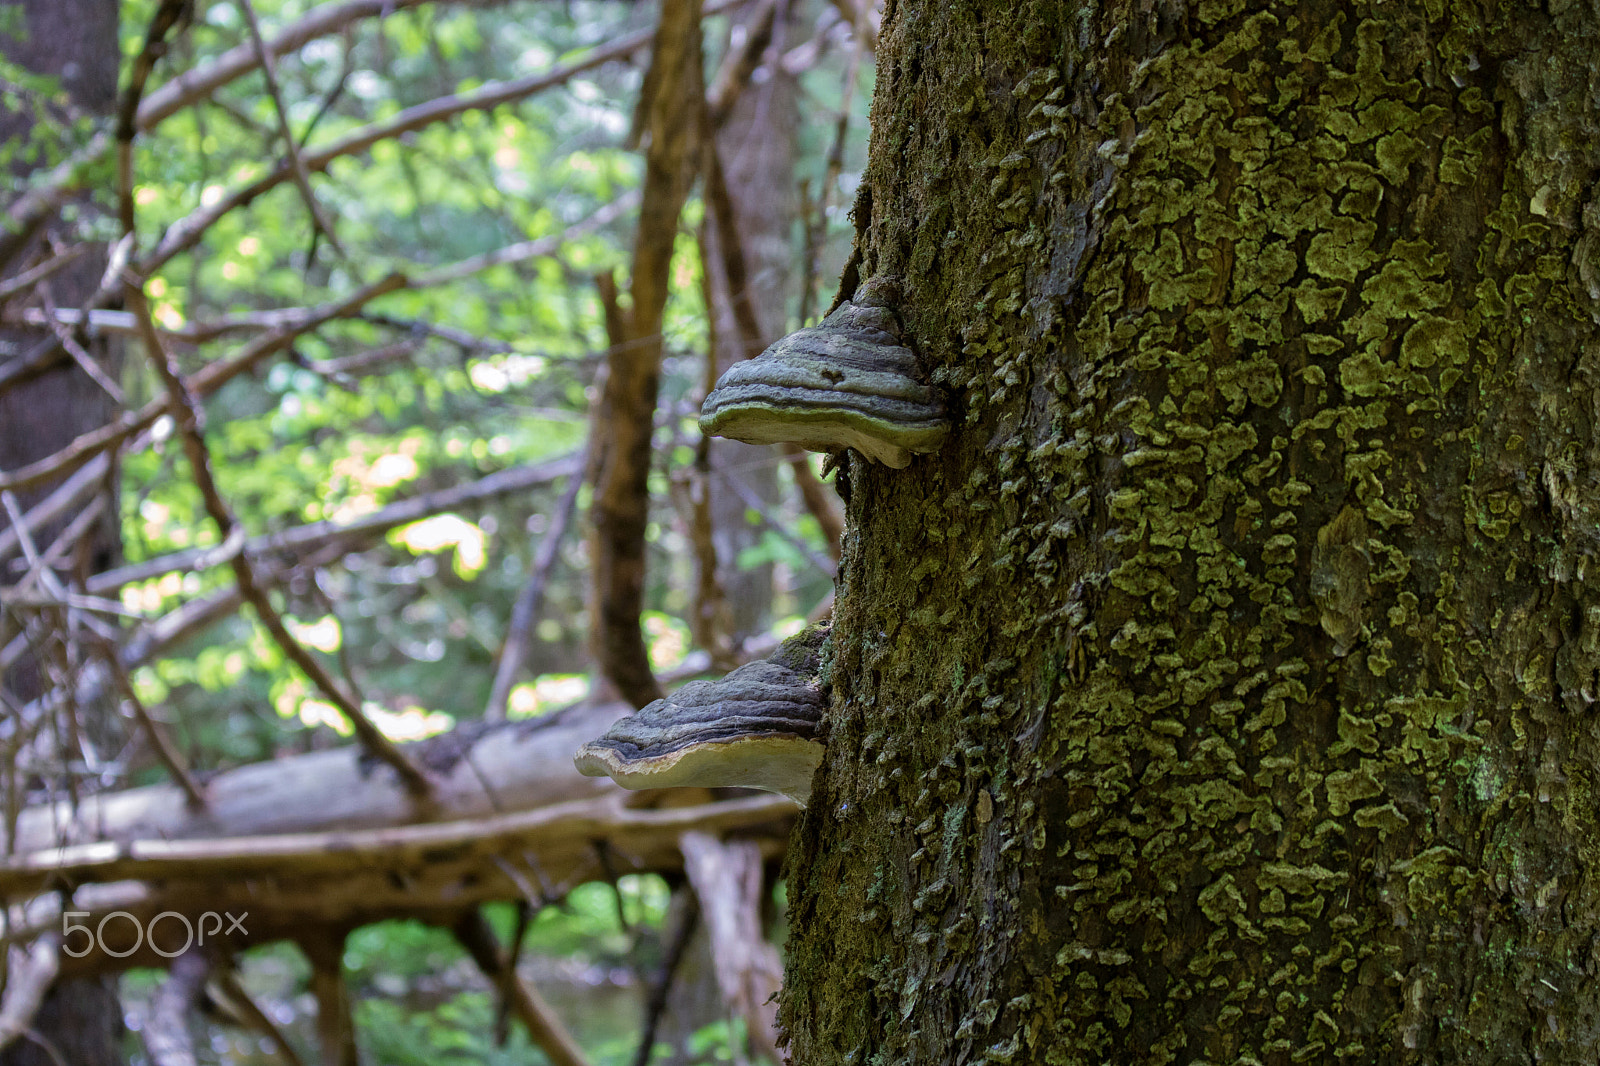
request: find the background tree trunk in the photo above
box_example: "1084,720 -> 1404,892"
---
699,0 -> 801,649
0,0 -> 125,1062
781,1 -> 1600,1062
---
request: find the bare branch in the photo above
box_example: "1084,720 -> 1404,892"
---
0,185 -> 629,498
0,933 -> 59,1054
117,0 -> 194,234
0,455 -> 111,570
210,965 -> 307,1066
125,279 -> 436,804
719,465 -> 837,578
302,932 -> 359,1066
88,451 -> 580,595
101,643 -> 207,810
705,0 -> 777,128
0,246 -> 86,304
589,0 -> 705,709
0,130 -> 111,278
411,192 -> 637,288
141,949 -> 207,1066
799,0 -> 871,324
0,790 -> 794,897
0,272 -> 407,495
485,460 -> 586,720
37,288 -> 125,405
630,889 -> 697,1066
236,0 -> 350,261
137,10 -> 717,279
452,910 -> 592,1066
782,444 -> 843,559
680,831 -> 783,1063
137,0 -> 436,130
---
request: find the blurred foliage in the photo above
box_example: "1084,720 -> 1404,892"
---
102,0 -> 861,779
15,0 -> 870,1058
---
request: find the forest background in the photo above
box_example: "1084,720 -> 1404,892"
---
0,0 -> 868,1061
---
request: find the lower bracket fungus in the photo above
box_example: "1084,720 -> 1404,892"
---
574,625 -> 829,806
698,278 -> 948,468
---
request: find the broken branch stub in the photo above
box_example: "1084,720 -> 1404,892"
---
698,279 -> 947,468
575,625 -> 829,806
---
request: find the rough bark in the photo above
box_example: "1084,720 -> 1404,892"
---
782,1 -> 1600,1063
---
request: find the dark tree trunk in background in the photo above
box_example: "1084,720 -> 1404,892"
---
0,1 -> 125,1063
700,1 -> 802,647
782,1 -> 1600,1062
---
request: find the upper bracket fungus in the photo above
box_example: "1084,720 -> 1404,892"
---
698,278 -> 948,468
574,625 -> 829,806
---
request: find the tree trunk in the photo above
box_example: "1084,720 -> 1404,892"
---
781,1 -> 1600,1063
700,0 -> 802,646
0,0 -> 124,1062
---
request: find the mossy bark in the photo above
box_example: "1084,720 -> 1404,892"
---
780,1 -> 1600,1062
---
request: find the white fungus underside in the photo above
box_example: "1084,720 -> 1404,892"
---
574,735 -> 823,807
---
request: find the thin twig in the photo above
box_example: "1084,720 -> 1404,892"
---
211,964 -> 307,1066
0,272 -> 408,495
705,0 -> 778,128
236,0 -> 350,262
0,188 -> 629,496
590,0 -> 704,710
301,931 -> 359,1066
141,948 -> 207,1066
124,278 -> 435,804
37,288 -> 125,405
0,130 -> 112,278
701,143 -> 766,361
135,2 -> 742,279
116,0 -> 193,234
719,467 -> 837,578
452,910 -> 592,1066
138,0 -> 435,130
781,444 -> 842,559
86,451 -> 581,595
485,459 -> 586,720
0,245 -> 86,304
0,455 -> 111,569
631,889 -> 699,1066
99,638 -> 206,809
798,0 -> 869,324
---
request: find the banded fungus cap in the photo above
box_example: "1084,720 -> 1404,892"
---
698,278 -> 948,468
574,625 -> 829,806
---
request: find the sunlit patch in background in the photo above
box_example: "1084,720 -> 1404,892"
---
388,513 -> 488,578
272,676 -> 454,741
643,611 -> 690,670
286,614 -> 342,653
509,674 -> 590,719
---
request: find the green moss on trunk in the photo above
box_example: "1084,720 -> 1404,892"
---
781,0 -> 1600,1062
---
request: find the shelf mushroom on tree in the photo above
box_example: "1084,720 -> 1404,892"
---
698,276 -> 949,468
574,624 -> 830,806
575,277 -> 953,805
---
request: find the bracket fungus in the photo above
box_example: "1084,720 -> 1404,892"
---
574,625 -> 829,806
699,279 -> 948,468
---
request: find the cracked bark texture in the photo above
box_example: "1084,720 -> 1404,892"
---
780,0 -> 1600,1063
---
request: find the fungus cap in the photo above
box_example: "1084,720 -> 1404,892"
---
699,282 -> 947,468
574,626 -> 829,806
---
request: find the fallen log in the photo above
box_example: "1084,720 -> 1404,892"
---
0,700 -> 798,981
